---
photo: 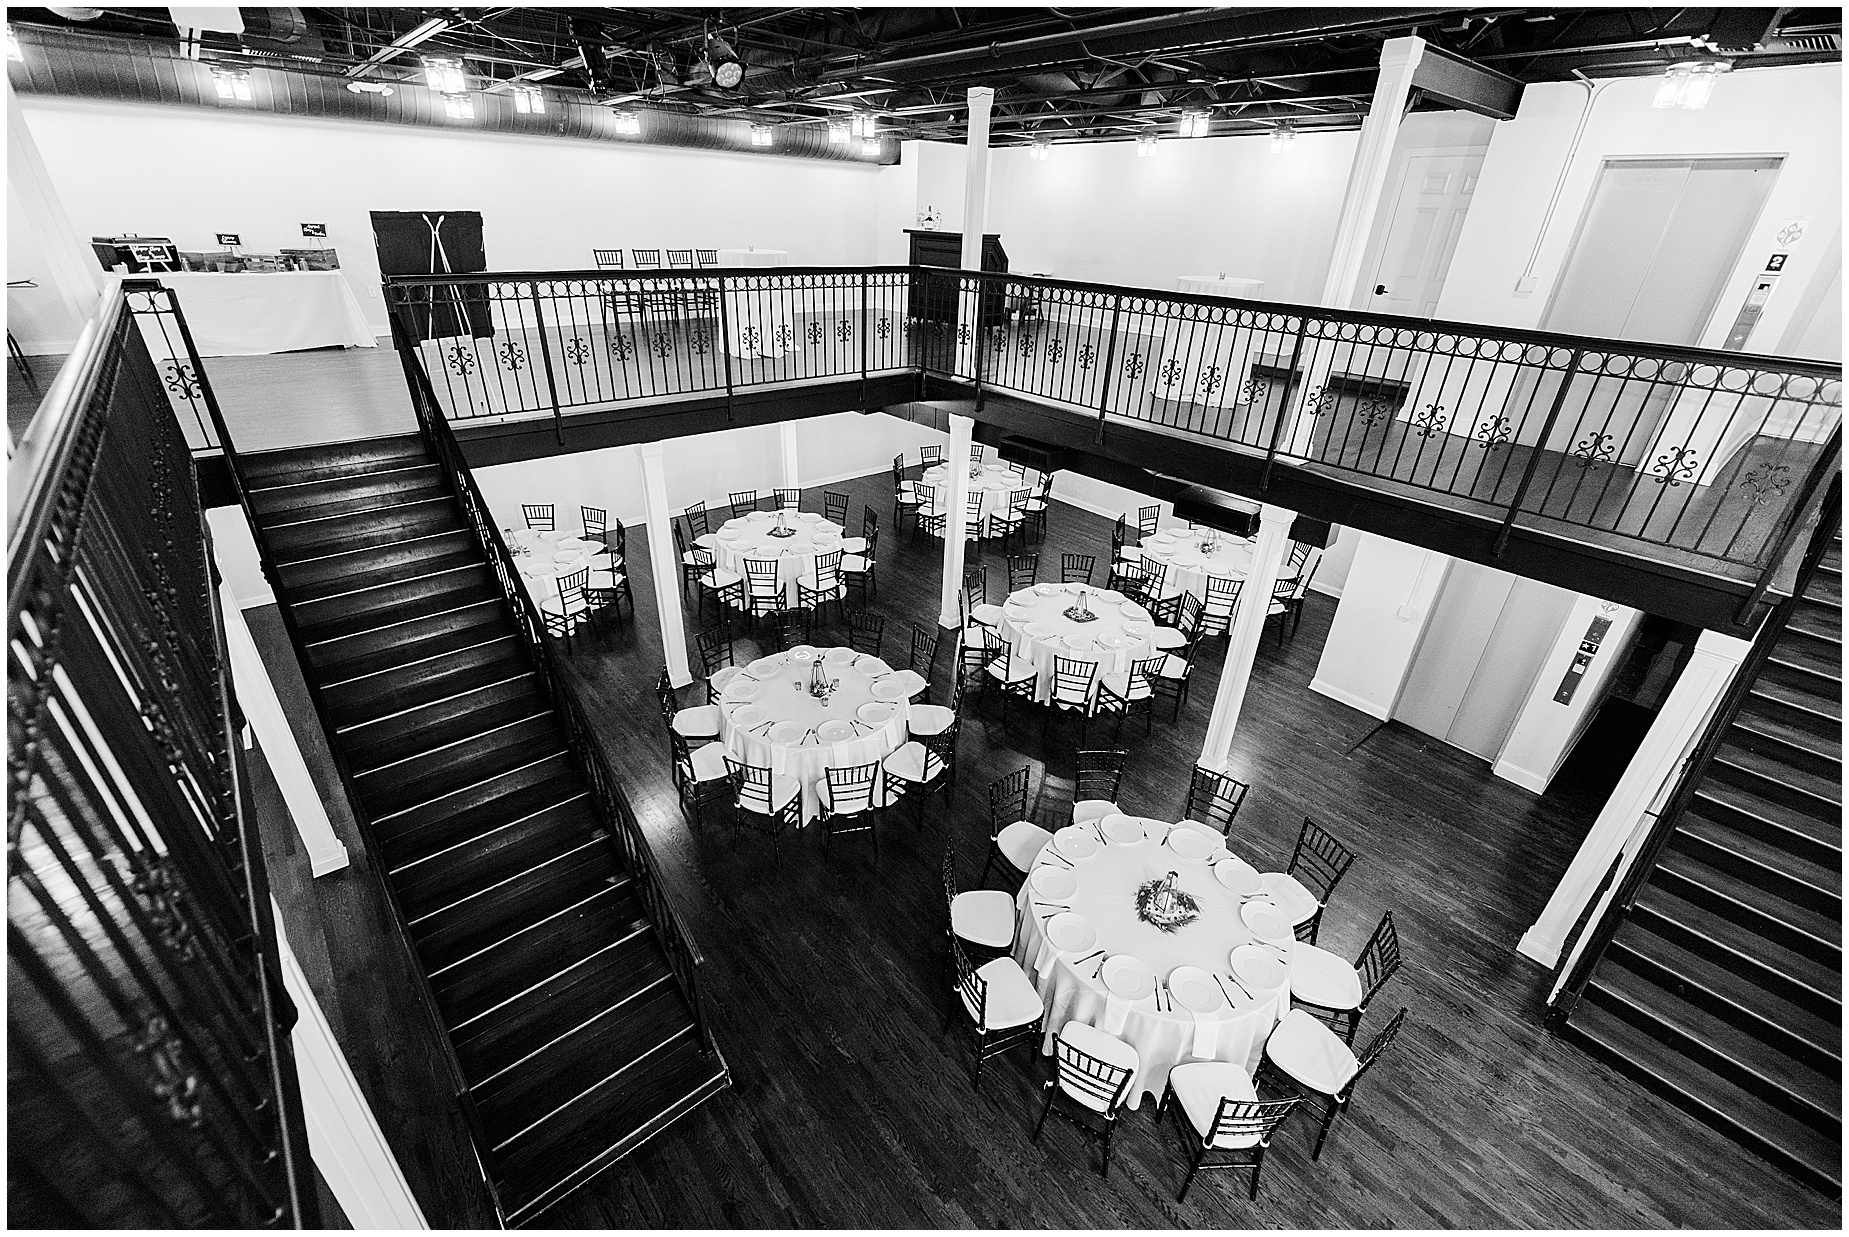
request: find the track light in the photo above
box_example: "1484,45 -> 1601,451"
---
750,123 -> 773,147
1270,123 -> 1295,154
1029,136 -> 1051,161
443,94 -> 474,120
706,33 -> 745,89
210,66 -> 252,101
612,110 -> 641,135
1136,133 -> 1159,157
850,112 -> 879,139
346,80 -> 395,96
828,119 -> 850,144
860,137 -> 881,156
422,55 -> 465,94
1652,59 -> 1729,109
512,84 -> 544,114
1179,109 -> 1211,138
6,26 -> 22,61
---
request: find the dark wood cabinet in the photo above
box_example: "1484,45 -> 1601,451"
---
905,229 -> 1008,324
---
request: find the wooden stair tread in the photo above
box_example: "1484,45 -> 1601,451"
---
353,713 -> 564,820
341,674 -> 545,773
1729,708 -> 1842,768
478,976 -> 694,1149
413,844 -> 622,975
1710,741 -> 1842,811
431,883 -> 647,1030
1677,807 -> 1841,900
297,567 -> 501,648
1588,963 -> 1840,1125
378,760 -> 583,867
323,633 -> 528,727
1746,676 -> 1842,724
394,794 -> 599,920
266,496 -> 460,558
493,1030 -> 723,1220
278,531 -> 482,601
1654,846 -> 1840,954
1564,1001 -> 1842,1192
1609,920 -> 1841,1071
453,927 -> 670,1089
248,463 -> 445,517
1634,885 -> 1841,1007
239,432 -> 427,485
1784,605 -> 1842,646
1689,779 -> 1842,860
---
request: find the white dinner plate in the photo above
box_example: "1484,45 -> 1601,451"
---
1241,900 -> 1291,941
1053,824 -> 1100,861
1046,912 -> 1097,955
1020,622 -> 1052,638
1121,603 -> 1151,621
1097,591 -> 1127,604
1041,634 -> 1066,650
1034,584 -> 1058,597
1168,966 -> 1227,1015
1230,944 -> 1289,990
794,512 -> 820,522
747,656 -> 784,677
816,720 -> 855,743
1030,866 -> 1076,899
1122,621 -> 1152,637
1097,634 -> 1129,650
557,536 -> 590,549
823,647 -> 857,664
1101,814 -> 1145,845
856,702 -> 896,725
730,705 -> 766,728
768,720 -> 805,744
744,510 -> 772,521
1101,955 -> 1155,1002
1008,589 -> 1036,605
1166,826 -> 1215,860
1147,530 -> 1177,543
538,530 -> 562,541
789,645 -> 819,662
718,527 -> 744,540
1171,551 -> 1203,568
870,679 -> 910,701
723,679 -> 761,702
854,657 -> 892,677
1213,855 -> 1262,895
1064,634 -> 1096,653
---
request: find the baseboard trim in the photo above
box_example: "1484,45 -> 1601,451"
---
1307,677 -> 1390,720
1517,926 -> 1562,968
1493,758 -> 1552,794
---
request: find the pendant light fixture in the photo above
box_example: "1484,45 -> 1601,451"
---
1179,109 -> 1211,138
1652,59 -> 1730,109
1028,135 -> 1052,160
421,55 -> 465,94
750,123 -> 774,147
1136,133 -> 1159,157
511,84 -> 544,114
1269,122 -> 1295,154
706,32 -> 745,89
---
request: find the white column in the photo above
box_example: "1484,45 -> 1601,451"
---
1520,629 -> 1753,970
272,899 -> 430,1229
778,421 -> 801,490
1198,503 -> 1296,770
1320,35 -> 1426,309
218,579 -> 349,876
1493,596 -> 1643,793
956,87 -> 995,377
1309,532 -> 1450,719
639,442 -> 693,688
937,413 -> 976,629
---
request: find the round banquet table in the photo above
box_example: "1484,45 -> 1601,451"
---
717,647 -> 911,823
1134,528 -> 1257,602
997,584 -> 1157,704
508,528 -> 621,604
1013,817 -> 1295,1109
922,462 -> 1024,525
711,511 -> 845,607
1176,274 -> 1266,300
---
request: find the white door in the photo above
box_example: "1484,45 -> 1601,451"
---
1364,153 -> 1483,318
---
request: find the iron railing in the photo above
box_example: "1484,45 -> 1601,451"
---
7,281 -> 315,1227
382,265 -> 1840,591
384,304 -> 722,1067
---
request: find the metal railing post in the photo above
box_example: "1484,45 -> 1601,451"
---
717,274 -> 736,424
859,271 -> 869,410
526,282 -> 565,447
1259,317 -> 1310,493
1096,293 -> 1123,445
1493,348 -> 1584,558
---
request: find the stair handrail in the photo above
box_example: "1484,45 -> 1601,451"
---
130,281 -> 510,1224
1547,467 -> 1843,1028
383,296 -> 720,1064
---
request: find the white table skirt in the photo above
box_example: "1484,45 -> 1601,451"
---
1013,823 -> 1291,1109
921,463 -> 1024,525
711,512 -> 845,606
717,648 -> 909,823
1135,531 -> 1256,603
137,271 -> 376,358
997,584 -> 1157,704
509,529 -> 620,606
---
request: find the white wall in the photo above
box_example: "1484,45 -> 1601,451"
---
17,95 -> 890,336
472,410 -> 939,532
1437,63 -> 1841,353
904,131 -> 1359,302
1495,595 -> 1642,793
1309,525 -> 1361,598
1309,532 -> 1452,719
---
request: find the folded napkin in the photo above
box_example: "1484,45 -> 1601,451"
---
1189,1008 -> 1220,1059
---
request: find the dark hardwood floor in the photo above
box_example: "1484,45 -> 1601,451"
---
237,441 -> 1839,1227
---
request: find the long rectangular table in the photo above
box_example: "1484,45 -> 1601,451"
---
141,271 -> 377,357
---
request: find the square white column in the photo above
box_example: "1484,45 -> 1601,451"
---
1198,503 -> 1297,770
937,413 -> 976,629
639,441 -> 693,687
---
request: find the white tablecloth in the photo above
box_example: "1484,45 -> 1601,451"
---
1013,820 -> 1294,1109
718,647 -> 910,823
137,271 -> 376,358
1135,529 -> 1257,602
711,511 -> 845,606
921,462 -> 1025,525
1177,275 -> 1266,300
508,529 -> 621,605
997,584 -> 1157,704
716,248 -> 787,268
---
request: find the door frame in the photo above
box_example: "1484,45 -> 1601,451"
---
1358,144 -> 1489,316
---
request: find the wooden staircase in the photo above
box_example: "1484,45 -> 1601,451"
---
240,433 -> 727,1225
1559,533 -> 1841,1195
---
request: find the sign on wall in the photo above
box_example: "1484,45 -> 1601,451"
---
215,232 -> 241,246
300,222 -> 328,237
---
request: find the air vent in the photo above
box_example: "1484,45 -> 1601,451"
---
1763,33 -> 1841,51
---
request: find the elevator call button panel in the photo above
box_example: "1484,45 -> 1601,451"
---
1554,615 -> 1614,706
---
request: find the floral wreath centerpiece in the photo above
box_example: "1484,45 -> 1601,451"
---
1135,871 -> 1201,933
767,508 -> 797,538
1062,586 -> 1101,624
806,657 -> 839,702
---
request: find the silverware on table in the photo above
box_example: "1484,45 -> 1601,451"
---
1070,948 -> 1105,967
1032,901 -> 1069,911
